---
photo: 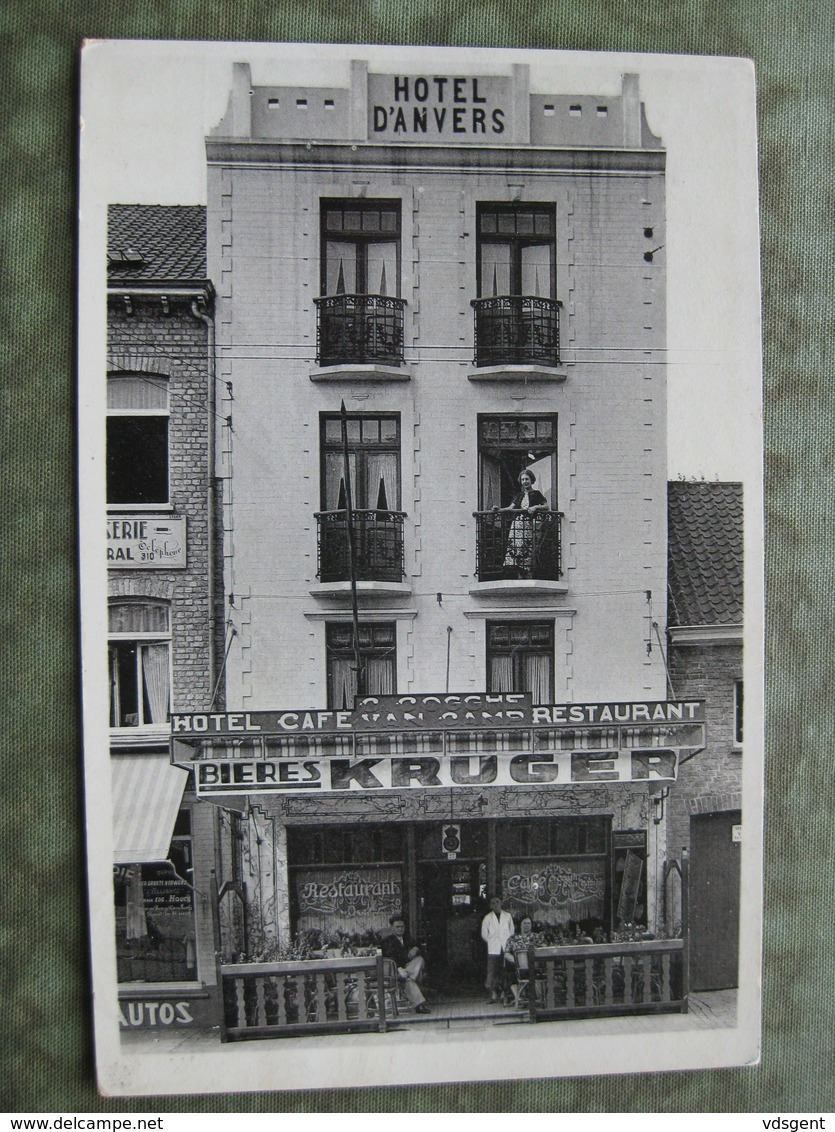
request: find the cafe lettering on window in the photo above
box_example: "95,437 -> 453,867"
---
503,860 -> 607,923
368,74 -> 509,141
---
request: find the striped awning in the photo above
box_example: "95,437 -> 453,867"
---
112,754 -> 188,865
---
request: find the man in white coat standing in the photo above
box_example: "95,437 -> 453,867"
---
481,895 -> 515,1003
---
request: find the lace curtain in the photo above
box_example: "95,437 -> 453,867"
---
364,450 -> 398,510
141,644 -> 170,724
524,653 -> 552,705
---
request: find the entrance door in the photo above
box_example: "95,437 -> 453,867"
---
418,859 -> 486,993
689,810 -> 741,990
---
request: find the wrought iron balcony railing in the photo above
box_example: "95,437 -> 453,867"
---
473,509 -> 563,582
315,294 -> 406,367
471,295 -> 561,367
315,510 -> 406,584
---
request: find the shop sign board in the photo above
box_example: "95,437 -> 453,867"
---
118,996 -> 212,1030
107,516 -> 186,568
171,696 -> 704,738
193,747 -> 680,797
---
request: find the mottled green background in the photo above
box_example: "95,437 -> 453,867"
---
2,0 -> 832,1114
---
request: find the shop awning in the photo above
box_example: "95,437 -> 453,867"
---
112,754 -> 188,865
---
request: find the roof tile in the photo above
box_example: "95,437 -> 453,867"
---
667,481 -> 743,626
107,205 -> 207,283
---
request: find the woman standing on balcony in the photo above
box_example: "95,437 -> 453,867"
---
495,468 -> 548,578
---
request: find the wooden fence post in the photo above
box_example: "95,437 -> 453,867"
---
209,869 -> 229,1042
681,848 -> 690,1012
376,950 -> 388,1033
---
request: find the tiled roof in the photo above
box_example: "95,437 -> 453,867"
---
667,481 -> 743,626
107,205 -> 207,283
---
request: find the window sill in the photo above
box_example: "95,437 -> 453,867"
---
309,580 -> 412,599
310,363 -> 412,383
468,579 -> 569,598
468,364 -> 567,383
107,503 -> 175,513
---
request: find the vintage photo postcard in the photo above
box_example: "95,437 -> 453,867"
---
78,40 -> 764,1096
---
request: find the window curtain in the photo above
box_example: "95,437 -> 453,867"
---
107,373 -> 168,411
142,644 -> 170,724
480,454 -> 503,509
524,653 -> 552,705
364,451 -> 399,510
330,657 -> 357,710
366,241 -> 398,296
109,602 -> 169,634
365,655 -> 395,695
324,451 -> 357,510
125,866 -> 149,941
325,241 -> 356,294
488,654 -> 514,693
109,648 -> 121,727
480,244 -> 511,296
521,244 -> 553,297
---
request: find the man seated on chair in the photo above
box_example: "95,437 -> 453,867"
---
381,914 -> 430,1014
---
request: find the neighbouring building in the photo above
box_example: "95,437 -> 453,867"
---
106,205 -> 222,1030
666,480 -> 744,991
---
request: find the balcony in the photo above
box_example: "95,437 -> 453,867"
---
473,510 -> 563,584
315,510 -> 406,584
471,296 -> 560,368
315,294 -> 406,367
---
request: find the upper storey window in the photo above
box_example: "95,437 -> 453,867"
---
321,201 -> 401,297
109,600 -> 171,730
472,204 -> 560,367
316,413 -> 405,584
316,200 -> 405,367
474,414 -> 562,582
107,373 -> 169,506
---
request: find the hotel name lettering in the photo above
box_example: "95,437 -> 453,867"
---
171,696 -> 705,798
171,696 -> 703,735
368,74 -> 509,140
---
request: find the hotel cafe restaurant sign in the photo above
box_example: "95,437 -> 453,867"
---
170,694 -> 706,795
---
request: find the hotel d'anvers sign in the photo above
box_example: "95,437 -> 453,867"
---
367,74 -> 510,141
171,694 -> 706,798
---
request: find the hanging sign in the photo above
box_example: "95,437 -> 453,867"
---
171,697 -> 704,738
107,516 -> 186,568
194,748 -> 679,797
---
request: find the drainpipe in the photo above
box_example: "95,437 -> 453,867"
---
191,297 -> 217,705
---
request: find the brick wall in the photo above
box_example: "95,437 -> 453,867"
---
666,639 -> 743,856
107,296 -> 218,711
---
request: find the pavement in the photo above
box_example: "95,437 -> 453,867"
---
120,988 -> 738,1054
